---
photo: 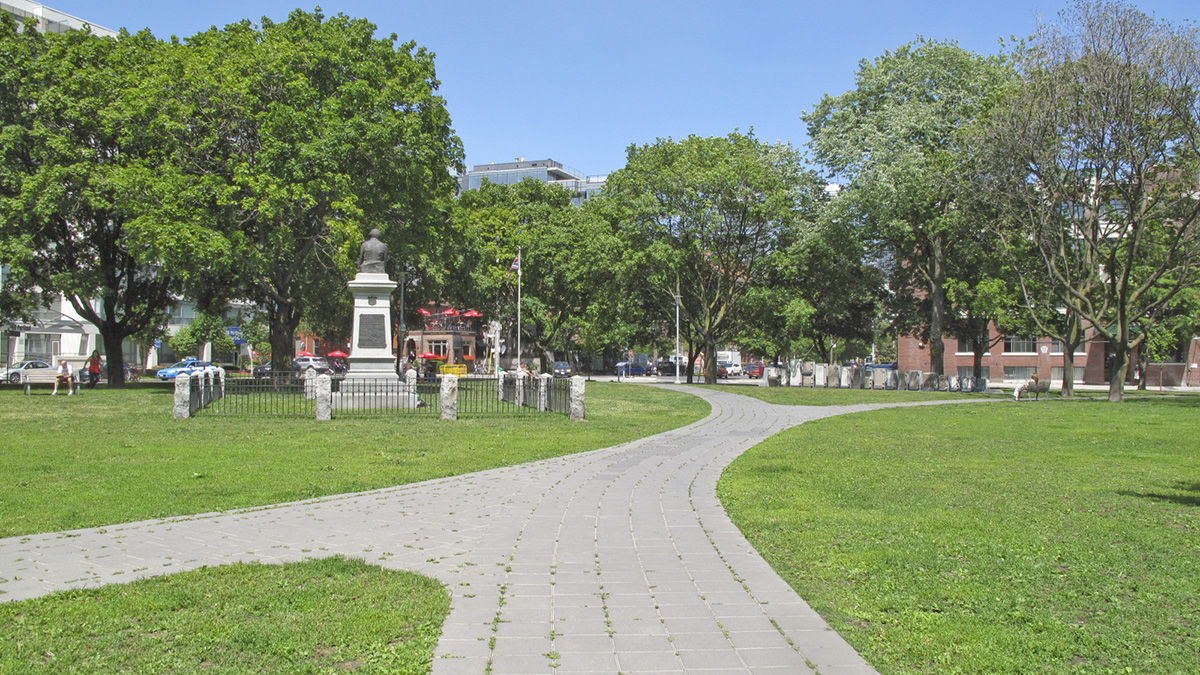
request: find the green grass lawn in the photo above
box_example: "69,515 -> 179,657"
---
0,381 -> 709,538
0,381 -> 706,675
0,556 -> 450,674
695,383 -> 999,405
718,396 -> 1200,674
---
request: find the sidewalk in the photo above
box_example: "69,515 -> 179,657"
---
0,387 -> 977,674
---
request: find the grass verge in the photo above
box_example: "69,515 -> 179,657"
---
0,381 -> 708,538
696,383 -> 1001,405
0,556 -> 449,674
718,396 -> 1200,674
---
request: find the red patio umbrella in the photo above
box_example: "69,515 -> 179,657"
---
326,350 -> 348,358
461,309 -> 483,318
442,308 -> 460,316
416,352 -> 447,360
297,350 -> 315,357
417,308 -> 432,316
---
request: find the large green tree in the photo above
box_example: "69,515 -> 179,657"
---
0,17 -> 180,385
804,39 -> 1014,375
152,9 -> 463,371
977,0 -> 1200,401
453,179 -> 624,371
600,132 -> 823,383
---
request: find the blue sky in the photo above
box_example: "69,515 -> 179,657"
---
47,1 -> 1199,178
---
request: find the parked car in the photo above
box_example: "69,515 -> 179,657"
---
253,363 -> 273,379
613,361 -> 649,376
744,362 -> 765,379
291,356 -> 333,375
553,361 -> 574,377
654,360 -> 679,376
722,361 -> 742,377
4,360 -> 53,384
156,357 -> 214,380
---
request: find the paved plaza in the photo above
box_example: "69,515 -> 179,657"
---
0,385 -> 970,674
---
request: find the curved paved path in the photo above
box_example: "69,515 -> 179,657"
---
0,386 -> 969,674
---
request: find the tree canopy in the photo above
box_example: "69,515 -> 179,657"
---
977,0 -> 1200,400
599,132 -> 824,383
805,39 -> 1015,375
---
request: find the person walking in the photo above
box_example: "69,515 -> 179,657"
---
86,350 -> 102,388
53,359 -> 74,396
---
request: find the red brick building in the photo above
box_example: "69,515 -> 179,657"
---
897,325 -> 1200,386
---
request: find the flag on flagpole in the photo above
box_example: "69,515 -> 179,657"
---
508,253 -> 521,280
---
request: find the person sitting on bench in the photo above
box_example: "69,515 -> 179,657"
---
53,359 -> 74,396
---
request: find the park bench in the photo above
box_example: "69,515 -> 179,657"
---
22,369 -> 80,395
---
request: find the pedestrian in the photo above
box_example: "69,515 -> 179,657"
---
1013,373 -> 1038,401
86,350 -> 101,388
53,358 -> 74,396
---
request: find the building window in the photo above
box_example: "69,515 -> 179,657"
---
1049,340 -> 1087,355
1004,366 -> 1037,382
25,333 -> 59,361
1050,366 -> 1085,383
955,338 -> 990,355
428,340 -> 448,357
957,366 -> 990,380
1004,336 -> 1037,353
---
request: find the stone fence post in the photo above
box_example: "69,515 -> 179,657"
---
569,375 -> 586,421
441,374 -> 458,420
304,368 -> 317,399
173,373 -> 191,419
316,374 -> 332,420
537,373 -> 552,411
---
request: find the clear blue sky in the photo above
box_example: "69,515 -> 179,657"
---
47,1 -> 1199,178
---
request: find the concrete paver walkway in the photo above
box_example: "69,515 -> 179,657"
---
0,386 -> 952,674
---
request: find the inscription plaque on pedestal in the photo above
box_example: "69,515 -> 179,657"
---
357,314 -> 387,349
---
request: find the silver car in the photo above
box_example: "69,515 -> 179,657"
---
4,360 -> 54,384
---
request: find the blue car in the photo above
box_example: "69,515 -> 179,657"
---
613,361 -> 649,376
156,357 -> 215,380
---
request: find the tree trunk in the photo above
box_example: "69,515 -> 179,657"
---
1059,312 -> 1083,397
268,303 -> 301,372
1107,341 -> 1128,403
928,236 -> 946,376
102,329 -> 127,388
704,338 -> 718,384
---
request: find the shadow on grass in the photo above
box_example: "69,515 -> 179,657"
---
1118,481 -> 1200,507
1122,394 -> 1200,408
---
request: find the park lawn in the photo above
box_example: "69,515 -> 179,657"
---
0,381 -> 709,538
0,556 -> 449,675
697,383 -> 996,406
719,396 -> 1200,674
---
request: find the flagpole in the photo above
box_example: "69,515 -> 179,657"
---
516,245 -> 522,370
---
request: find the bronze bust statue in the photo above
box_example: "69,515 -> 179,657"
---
356,228 -> 388,274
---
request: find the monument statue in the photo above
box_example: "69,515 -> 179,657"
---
356,228 -> 389,274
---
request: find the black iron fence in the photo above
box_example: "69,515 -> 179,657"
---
177,371 -> 582,420
199,375 -> 315,417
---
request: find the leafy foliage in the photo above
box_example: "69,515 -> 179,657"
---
805,40 -> 1015,374
600,132 -> 824,382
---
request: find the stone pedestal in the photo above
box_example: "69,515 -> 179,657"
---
346,272 -> 398,380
